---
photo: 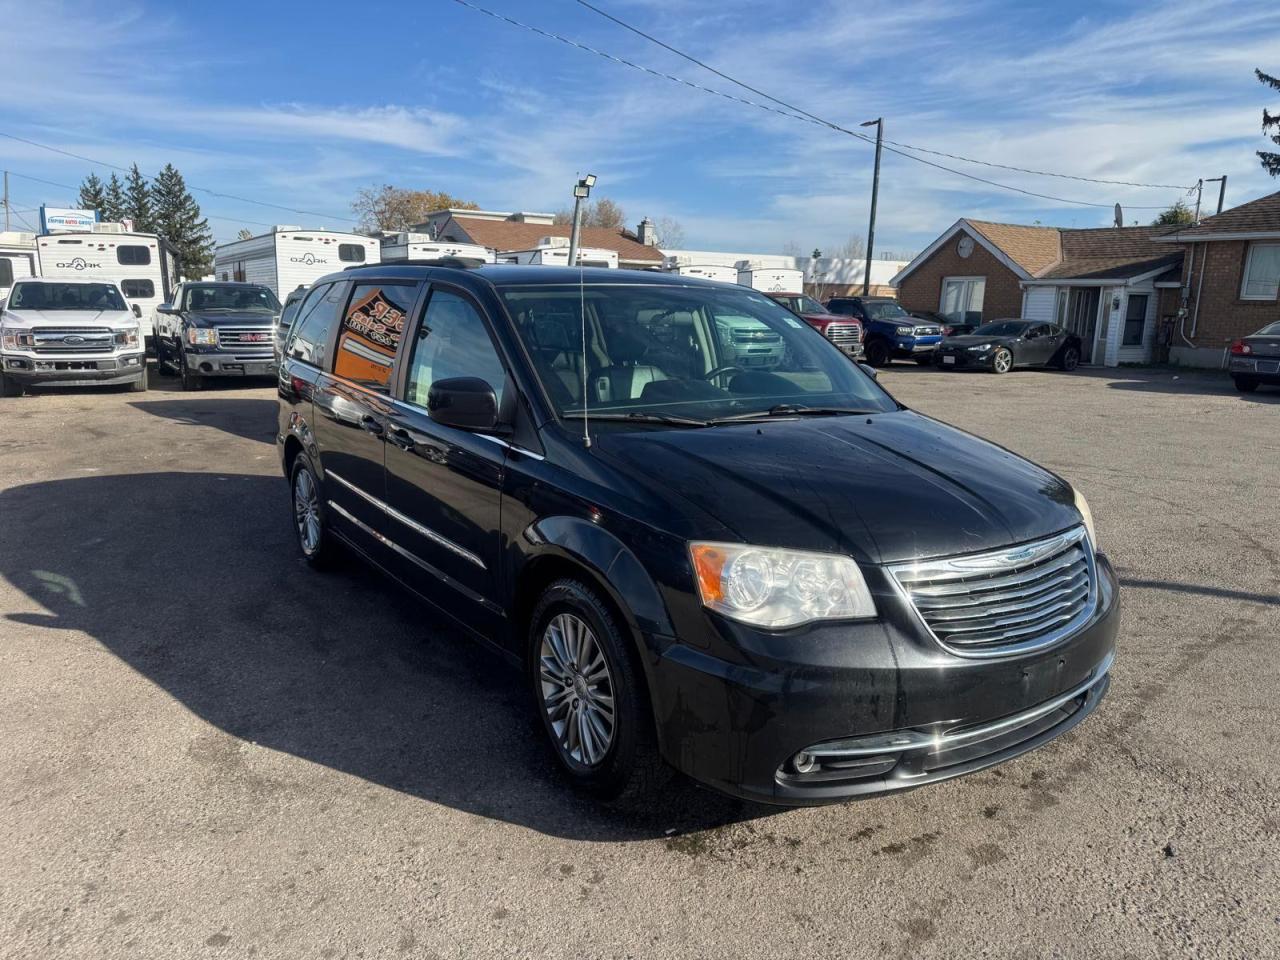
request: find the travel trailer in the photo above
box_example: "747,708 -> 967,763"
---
36,226 -> 177,346
0,231 -> 38,301
213,227 -> 380,298
662,260 -> 738,283
736,262 -> 804,294
499,237 -> 619,269
379,232 -> 494,265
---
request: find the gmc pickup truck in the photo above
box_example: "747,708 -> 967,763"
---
155,281 -> 281,390
0,277 -> 146,396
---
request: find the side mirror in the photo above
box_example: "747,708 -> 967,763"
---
132,303 -> 143,319
858,362 -> 879,380
157,303 -> 176,314
427,377 -> 500,432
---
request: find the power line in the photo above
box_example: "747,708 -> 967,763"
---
453,0 -> 1181,209
573,0 -> 1192,191
0,132 -> 356,223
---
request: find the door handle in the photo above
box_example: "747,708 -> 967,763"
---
360,415 -> 384,437
388,427 -> 415,451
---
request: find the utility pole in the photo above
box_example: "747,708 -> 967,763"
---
567,173 -> 596,267
860,119 -> 883,296
1193,178 -> 1203,222
3,171 -> 9,231
1204,175 -> 1227,215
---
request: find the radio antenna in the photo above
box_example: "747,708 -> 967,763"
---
580,263 -> 591,448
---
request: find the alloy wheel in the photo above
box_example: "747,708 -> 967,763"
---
1063,348 -> 1080,371
993,349 -> 1013,373
539,613 -> 616,767
293,468 -> 321,555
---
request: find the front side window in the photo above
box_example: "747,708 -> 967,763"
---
8,282 -> 127,311
121,279 -> 155,299
405,290 -> 506,408
338,243 -> 365,263
117,245 -> 151,266
287,282 -> 344,368
1241,242 -> 1280,301
499,284 -> 896,423
1123,294 -> 1149,346
183,284 -> 281,312
333,282 -> 418,391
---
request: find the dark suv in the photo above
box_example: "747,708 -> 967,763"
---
278,264 -> 1118,806
826,296 -> 943,366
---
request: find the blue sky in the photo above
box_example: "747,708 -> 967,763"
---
3,0 -> 1279,254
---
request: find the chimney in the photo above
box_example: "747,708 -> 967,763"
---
637,217 -> 657,246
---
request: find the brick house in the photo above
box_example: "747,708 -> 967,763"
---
895,191 -> 1280,367
1150,190 -> 1280,366
894,218 -> 1184,366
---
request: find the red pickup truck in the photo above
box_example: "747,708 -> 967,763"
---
766,293 -> 864,359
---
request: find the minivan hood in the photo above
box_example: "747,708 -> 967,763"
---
1,307 -> 135,328
591,411 -> 1079,564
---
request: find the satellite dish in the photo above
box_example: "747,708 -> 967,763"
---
1114,203 -> 1123,228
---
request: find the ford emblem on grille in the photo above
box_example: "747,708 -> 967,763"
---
63,336 -> 86,344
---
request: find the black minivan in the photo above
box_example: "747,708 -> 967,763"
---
277,264 -> 1118,806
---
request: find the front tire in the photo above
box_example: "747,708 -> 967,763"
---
1234,376 -> 1259,393
0,371 -> 23,398
528,579 -> 666,802
864,339 -> 891,367
179,348 -> 202,391
1058,346 -> 1081,371
129,371 -> 148,393
290,453 -> 340,568
992,347 -> 1013,374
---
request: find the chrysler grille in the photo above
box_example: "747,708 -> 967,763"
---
826,322 -> 862,347
889,527 -> 1095,657
32,326 -> 115,354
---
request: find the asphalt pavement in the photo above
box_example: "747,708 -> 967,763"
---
0,364 -> 1276,959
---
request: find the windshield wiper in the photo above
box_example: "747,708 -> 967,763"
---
561,411 -> 711,427
709,404 -> 875,424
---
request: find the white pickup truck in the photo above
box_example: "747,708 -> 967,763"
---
0,277 -> 147,397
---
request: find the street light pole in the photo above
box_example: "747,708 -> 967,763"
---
860,118 -> 883,296
567,173 -> 596,267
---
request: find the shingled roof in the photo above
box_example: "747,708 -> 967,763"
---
1034,226 -> 1184,281
1152,189 -> 1280,241
965,220 -> 1062,275
445,216 -> 664,264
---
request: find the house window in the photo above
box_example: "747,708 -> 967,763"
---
941,277 -> 985,324
1241,242 -> 1280,300
338,243 -> 365,263
117,245 -> 151,266
121,279 -> 155,299
1122,294 -> 1148,346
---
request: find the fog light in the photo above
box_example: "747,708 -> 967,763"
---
792,751 -> 816,774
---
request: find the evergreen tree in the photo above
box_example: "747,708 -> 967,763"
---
151,164 -> 213,279
102,173 -> 127,223
124,163 -> 153,232
1259,68 -> 1280,176
77,174 -> 107,217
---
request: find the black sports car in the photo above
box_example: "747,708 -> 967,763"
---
933,319 -> 1083,374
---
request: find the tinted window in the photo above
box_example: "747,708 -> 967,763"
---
287,282 -> 345,368
121,279 -> 155,299
826,300 -> 857,315
0,259 -> 13,286
333,282 -> 418,391
183,285 -> 280,311
338,244 -> 365,263
972,320 -> 1030,337
405,290 -> 506,408
1258,321 -> 1280,336
863,301 -> 910,320
117,245 -> 151,266
9,282 -> 127,311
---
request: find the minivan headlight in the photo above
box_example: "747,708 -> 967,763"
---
690,542 -> 876,628
1073,487 -> 1098,550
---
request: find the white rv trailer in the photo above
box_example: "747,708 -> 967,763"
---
379,232 -> 494,265
36,226 -> 177,343
213,227 -> 380,299
735,262 -> 804,294
499,236 -> 619,269
662,260 -> 738,283
0,231 -> 38,301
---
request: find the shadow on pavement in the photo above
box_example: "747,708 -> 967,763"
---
0,471 -> 776,841
1119,576 -> 1280,608
129,397 -> 280,444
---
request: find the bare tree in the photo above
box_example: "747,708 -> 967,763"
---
654,216 -> 685,249
351,185 -> 478,233
237,228 -> 253,240
552,198 -> 627,230
780,240 -> 802,257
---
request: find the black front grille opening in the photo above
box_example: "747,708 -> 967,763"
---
777,752 -> 899,787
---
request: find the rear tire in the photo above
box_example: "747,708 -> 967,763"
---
864,339 -> 891,367
528,579 -> 667,804
992,347 -> 1013,374
1058,346 -> 1081,371
289,453 -> 340,569
0,371 -> 23,398
1234,376 -> 1259,393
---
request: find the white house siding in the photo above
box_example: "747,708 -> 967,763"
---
1021,286 -> 1057,321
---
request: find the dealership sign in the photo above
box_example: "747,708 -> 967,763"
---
40,206 -> 99,233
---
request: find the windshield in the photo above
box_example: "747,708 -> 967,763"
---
499,283 -> 897,423
8,282 -> 127,312
1258,321 -> 1280,336
773,295 -> 828,315
864,301 -> 910,320
183,284 -> 281,312
972,320 -> 1029,337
